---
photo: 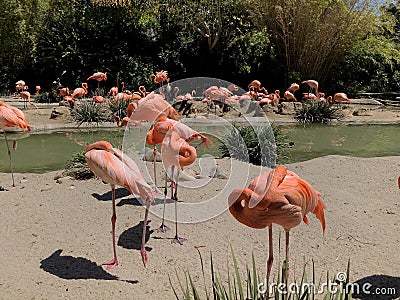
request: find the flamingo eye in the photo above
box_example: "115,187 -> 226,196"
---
241,199 -> 246,207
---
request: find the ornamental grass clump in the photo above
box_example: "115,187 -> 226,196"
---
219,123 -> 290,167
295,101 -> 343,124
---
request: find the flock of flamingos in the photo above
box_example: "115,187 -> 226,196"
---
2,70 -> 394,295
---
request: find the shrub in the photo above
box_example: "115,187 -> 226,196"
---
219,123 -> 290,167
108,99 -> 130,120
63,151 -> 94,180
70,101 -> 109,127
295,101 -> 343,124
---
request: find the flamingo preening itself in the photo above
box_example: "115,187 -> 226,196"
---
228,165 -> 326,295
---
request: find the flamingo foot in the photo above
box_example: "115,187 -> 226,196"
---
171,236 -> 187,245
102,259 -> 118,269
157,224 -> 170,233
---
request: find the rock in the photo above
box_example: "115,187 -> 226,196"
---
210,164 -> 228,179
54,172 -> 64,180
352,108 -> 373,116
139,147 -> 162,162
56,176 -> 74,184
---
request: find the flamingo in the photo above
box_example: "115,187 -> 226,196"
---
85,141 -> 155,268
114,92 -> 141,102
333,93 -> 351,103
58,87 -> 70,98
15,80 -> 25,93
93,95 -> 105,103
145,115 -> 209,198
114,102 -> 140,127
160,129 -> 197,243
150,70 -> 170,85
87,72 -> 107,89
248,80 -> 268,95
35,86 -> 41,96
108,86 -> 118,96
228,165 -> 326,292
286,83 -> 300,93
283,90 -> 297,102
203,86 -> 231,114
20,91 -> 38,109
0,101 -> 32,187
193,108 -> 208,120
301,80 -> 319,99
132,92 -> 180,122
71,83 -> 88,101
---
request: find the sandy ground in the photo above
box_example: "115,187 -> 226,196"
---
0,99 -> 400,299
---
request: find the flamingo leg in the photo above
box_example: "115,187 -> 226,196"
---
141,202 -> 151,267
171,168 -> 186,244
264,225 -> 273,299
152,146 -> 160,194
3,132 -> 16,187
157,172 -> 170,233
282,231 -> 290,284
103,185 -> 118,269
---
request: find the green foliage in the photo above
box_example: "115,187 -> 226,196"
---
71,101 -> 109,126
63,151 -> 94,180
219,123 -> 289,167
171,246 -> 352,300
108,99 -> 130,120
295,101 -> 343,124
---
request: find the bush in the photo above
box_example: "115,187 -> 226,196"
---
63,151 -> 94,180
108,99 -> 130,120
295,101 -> 343,124
70,101 -> 109,127
219,123 -> 290,167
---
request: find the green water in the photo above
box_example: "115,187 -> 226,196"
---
0,124 -> 399,173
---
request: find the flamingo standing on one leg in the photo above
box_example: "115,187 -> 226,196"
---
160,129 -> 197,243
85,141 -> 155,268
228,166 -> 326,295
0,101 -> 32,187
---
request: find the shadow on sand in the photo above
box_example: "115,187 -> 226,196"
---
352,275 -> 400,300
118,220 -> 153,252
40,249 -> 137,284
91,187 -> 167,206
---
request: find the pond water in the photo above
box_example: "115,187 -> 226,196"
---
0,124 -> 399,173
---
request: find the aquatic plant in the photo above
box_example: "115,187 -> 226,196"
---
219,123 -> 290,167
295,101 -> 343,124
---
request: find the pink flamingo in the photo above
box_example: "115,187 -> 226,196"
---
93,96 -> 105,103
35,86 -> 41,96
0,101 -> 32,187
283,90 -> 297,102
85,141 -> 155,268
160,129 -> 197,243
71,83 -> 88,101
150,70 -> 170,85
228,165 -> 326,291
114,92 -> 141,102
333,93 -> 351,103
248,80 -> 268,95
301,80 -> 319,99
20,91 -> 38,109
286,83 -> 300,93
87,72 -> 107,89
108,86 -> 118,96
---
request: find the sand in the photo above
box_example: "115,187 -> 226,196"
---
0,101 -> 400,299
